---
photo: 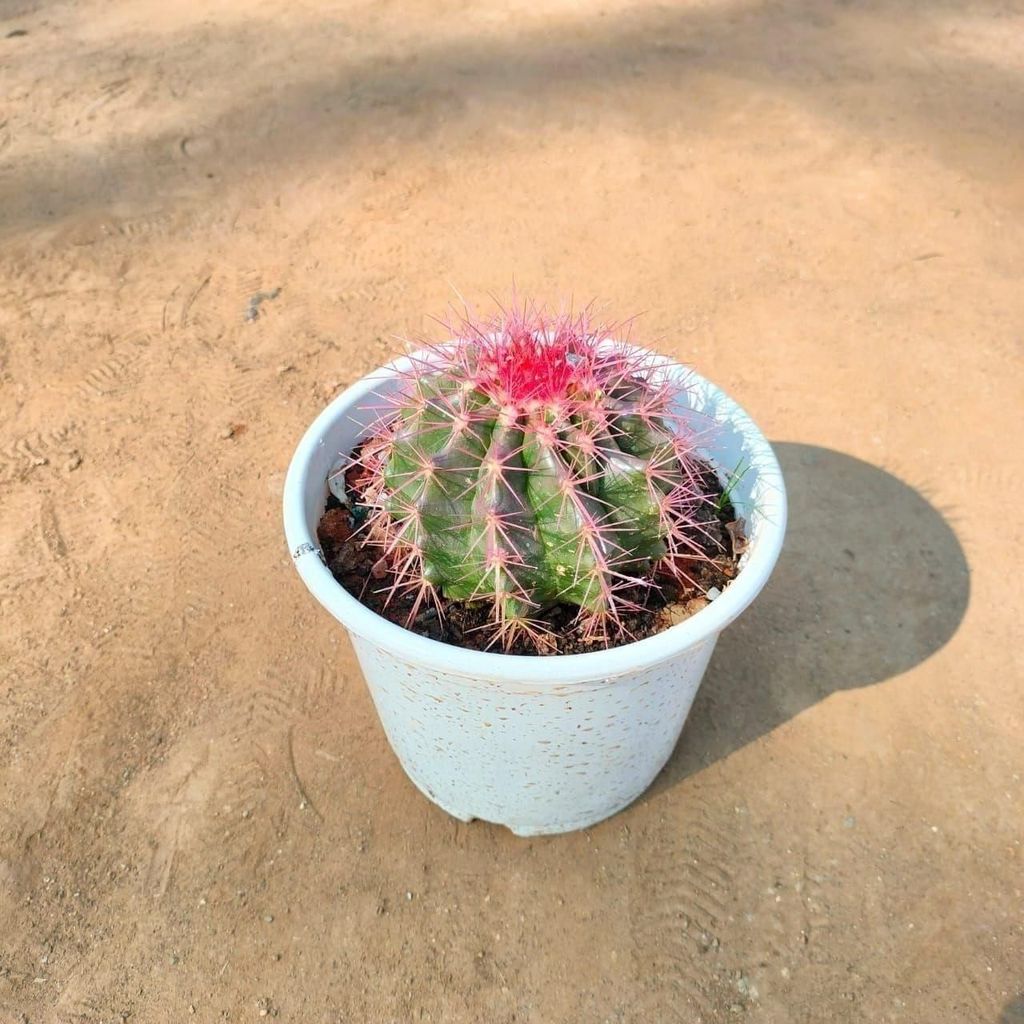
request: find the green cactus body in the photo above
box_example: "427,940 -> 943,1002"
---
373,313 -> 706,641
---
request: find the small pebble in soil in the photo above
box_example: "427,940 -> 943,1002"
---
255,996 -> 279,1018
327,466 -> 350,503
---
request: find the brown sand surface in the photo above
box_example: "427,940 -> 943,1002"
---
1,0 -> 1021,1020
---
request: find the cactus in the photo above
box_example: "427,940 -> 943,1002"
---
356,304 -> 716,650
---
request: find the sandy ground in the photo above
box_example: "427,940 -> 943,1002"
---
1,0 -> 1023,1020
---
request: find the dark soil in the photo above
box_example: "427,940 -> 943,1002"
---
317,447 -> 745,656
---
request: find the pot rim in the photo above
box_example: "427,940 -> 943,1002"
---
283,347 -> 786,685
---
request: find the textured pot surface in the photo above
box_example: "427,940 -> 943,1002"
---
284,348 -> 786,834
349,633 -> 717,835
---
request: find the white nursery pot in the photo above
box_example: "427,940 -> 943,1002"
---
283,348 -> 786,836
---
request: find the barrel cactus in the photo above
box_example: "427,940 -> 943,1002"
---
356,305 -> 716,650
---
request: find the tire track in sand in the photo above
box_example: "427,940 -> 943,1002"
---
629,804 -> 737,1022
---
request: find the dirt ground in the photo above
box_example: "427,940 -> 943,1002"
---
1,0 -> 1022,1020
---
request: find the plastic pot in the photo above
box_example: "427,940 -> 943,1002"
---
283,349 -> 786,835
